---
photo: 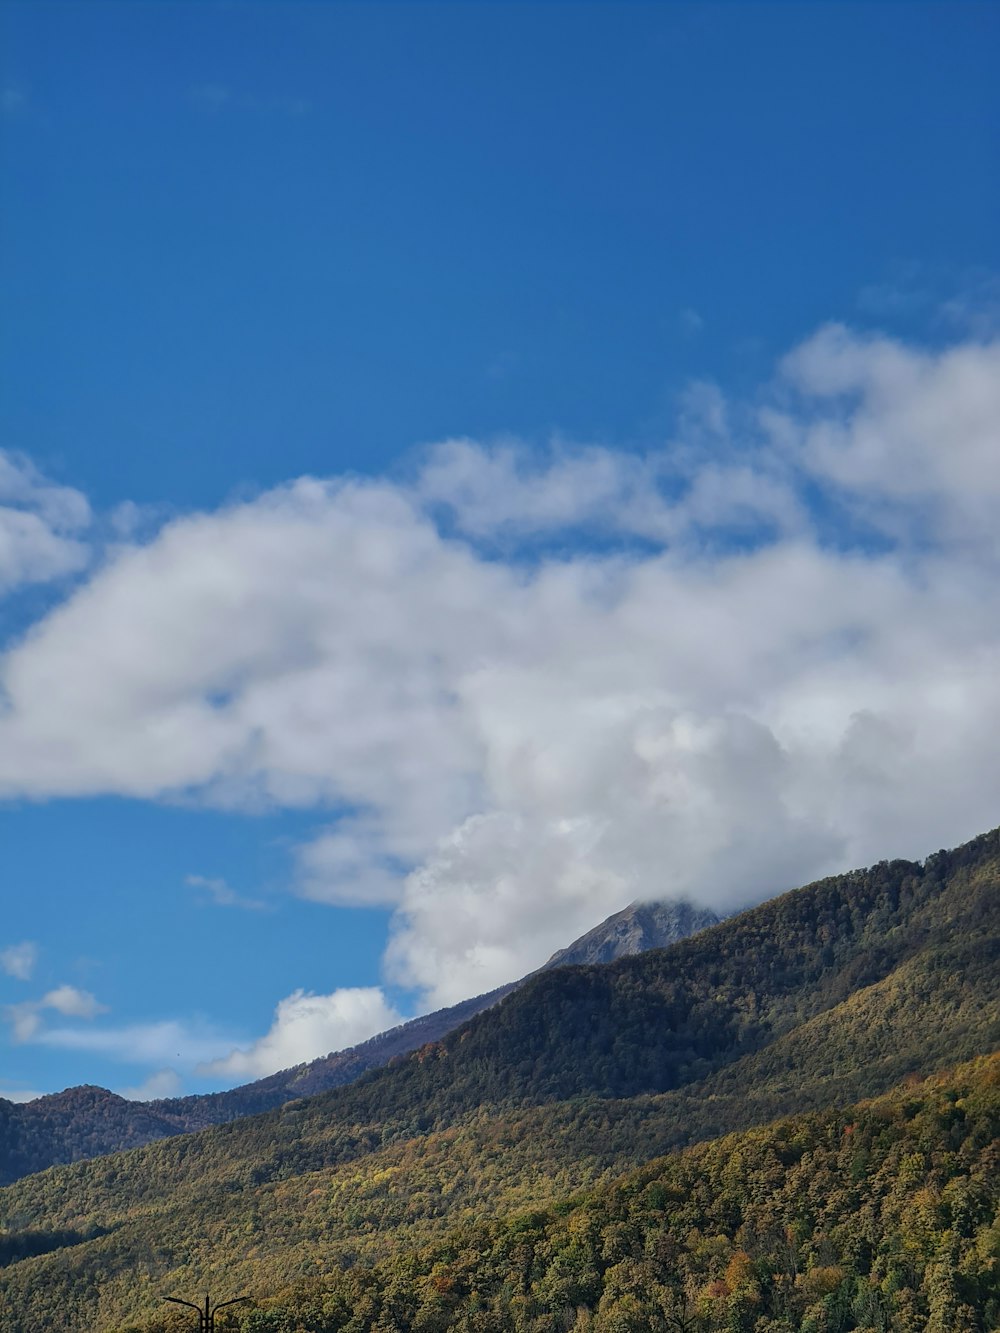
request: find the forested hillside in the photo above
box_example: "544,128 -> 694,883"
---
0,899 -> 716,1184
118,1053 -> 1000,1332
0,988 -> 523,1187
0,828 -> 997,1330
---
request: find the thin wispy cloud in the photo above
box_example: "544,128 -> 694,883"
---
0,1083 -> 45,1104
186,82 -> 231,108
0,451 -> 91,595
857,264 -> 1000,339
34,1018 -> 235,1069
186,83 -> 307,116
185,873 -> 269,912
678,307 -> 705,337
1,83 -> 28,116
5,985 -> 108,1042
118,1068 -> 183,1102
0,941 -> 38,981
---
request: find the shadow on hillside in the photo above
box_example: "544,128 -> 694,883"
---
0,1224 -> 112,1268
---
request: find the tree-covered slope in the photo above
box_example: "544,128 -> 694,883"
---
1,827 -> 998,1330
0,987 -> 524,1186
0,897 -> 718,1184
5,1052 -> 999,1333
145,984 -> 521,1132
0,1086 -> 186,1189
119,1052 -> 1000,1333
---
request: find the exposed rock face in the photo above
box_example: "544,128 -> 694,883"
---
542,899 -> 721,970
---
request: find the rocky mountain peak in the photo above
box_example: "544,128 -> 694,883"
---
542,899 -> 721,970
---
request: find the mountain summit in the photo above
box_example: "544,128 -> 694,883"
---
542,898 -> 720,969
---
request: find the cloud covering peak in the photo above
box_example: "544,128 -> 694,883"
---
1,325 -> 998,1013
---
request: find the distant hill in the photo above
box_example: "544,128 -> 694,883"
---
0,895 -> 717,1184
1,825 -> 997,1331
0,1085 -> 184,1188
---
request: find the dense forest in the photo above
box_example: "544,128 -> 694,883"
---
0,828 -> 997,1330
110,1053 -> 1000,1333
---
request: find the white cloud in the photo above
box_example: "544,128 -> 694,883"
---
0,450 -> 91,593
296,818 -> 410,907
939,274 -> 1000,338
0,1083 -> 45,1104
185,874 -> 268,911
0,941 -> 38,981
34,1018 -> 230,1067
0,326 -> 997,1013
200,987 -> 404,1080
42,984 -> 107,1019
774,324 -> 1000,549
679,307 -> 705,337
118,1068 -> 183,1102
5,985 -> 107,1042
5,1004 -> 43,1042
5,976 -> 397,1085
416,437 -> 673,539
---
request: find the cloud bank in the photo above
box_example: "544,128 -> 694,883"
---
1,323 -> 998,1054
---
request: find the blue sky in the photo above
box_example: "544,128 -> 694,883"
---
1,1 -> 998,1102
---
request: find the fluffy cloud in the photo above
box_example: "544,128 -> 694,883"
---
0,941 -> 38,981
201,987 -> 404,1080
5,985 -> 108,1042
118,1068 -> 183,1102
773,325 -> 1000,548
415,429 -> 804,547
416,438 -> 667,539
0,326 -> 998,1017
296,819 -> 412,907
0,450 -> 91,593
42,984 -> 106,1018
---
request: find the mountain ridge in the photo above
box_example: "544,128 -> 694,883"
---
541,898 -> 720,969
0,895 -> 719,1183
105,1053 -> 1000,1331
1,824 -> 996,1330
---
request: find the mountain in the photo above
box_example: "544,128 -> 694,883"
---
103,1055 -> 1000,1331
0,1086 -> 186,1189
1,825 -> 997,1331
144,981 -> 520,1129
542,898 -> 720,968
157,899 -> 718,1128
0,897 -> 716,1184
